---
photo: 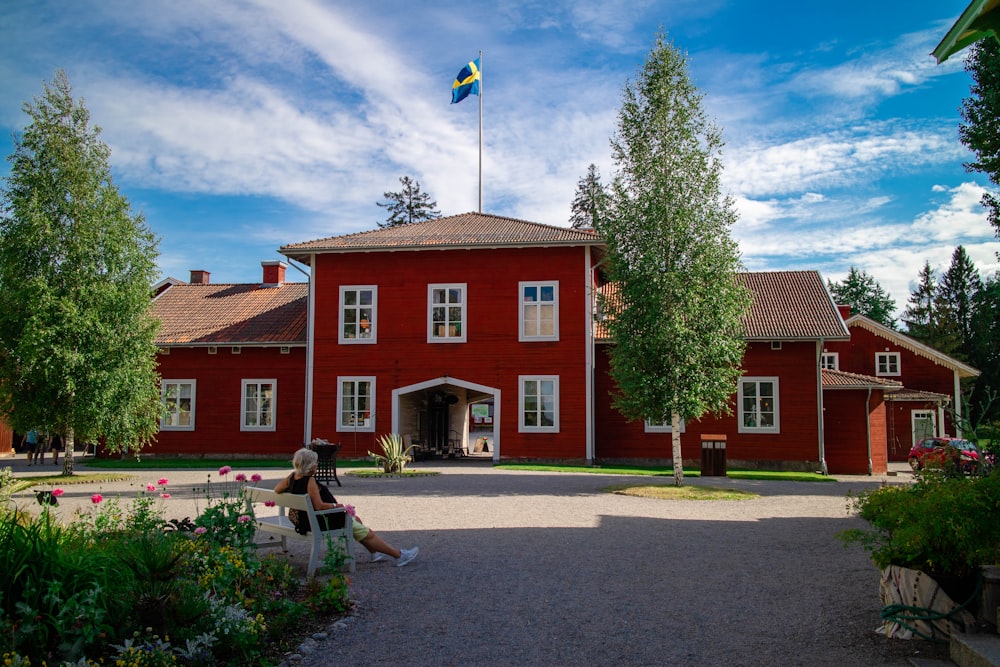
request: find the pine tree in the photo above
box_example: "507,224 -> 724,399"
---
960,38 -> 1000,246
937,246 -> 983,361
828,267 -> 897,329
598,33 -> 750,486
569,163 -> 606,230
376,176 -> 441,228
0,71 -> 162,472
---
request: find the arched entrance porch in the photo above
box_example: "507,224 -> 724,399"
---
391,376 -> 500,461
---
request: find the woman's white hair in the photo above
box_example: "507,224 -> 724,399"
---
292,448 -> 318,475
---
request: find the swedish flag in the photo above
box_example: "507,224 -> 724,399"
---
451,58 -> 480,104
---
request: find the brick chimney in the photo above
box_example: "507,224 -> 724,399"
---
837,304 -> 852,320
189,270 -> 210,285
261,261 -> 286,288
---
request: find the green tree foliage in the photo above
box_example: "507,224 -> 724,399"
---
0,71 -> 162,471
569,163 -> 607,230
597,34 -> 750,486
970,274 -> 1000,425
375,176 -> 441,228
960,38 -> 1000,247
827,267 -> 897,329
902,261 -> 939,341
937,245 -> 983,361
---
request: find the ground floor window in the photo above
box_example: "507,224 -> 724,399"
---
242,379 -> 276,431
738,377 -> 779,434
338,377 -> 374,432
161,380 -> 195,430
519,376 -> 558,432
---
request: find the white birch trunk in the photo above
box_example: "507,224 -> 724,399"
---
671,411 -> 684,486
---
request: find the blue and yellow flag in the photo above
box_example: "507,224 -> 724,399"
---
451,58 -> 480,104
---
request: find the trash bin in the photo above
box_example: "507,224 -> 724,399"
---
700,434 -> 727,477
309,439 -> 342,487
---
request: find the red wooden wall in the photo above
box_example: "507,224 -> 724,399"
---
309,246 -> 592,460
150,346 -> 306,456
823,389 -> 888,474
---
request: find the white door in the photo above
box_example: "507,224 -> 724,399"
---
911,410 -> 936,445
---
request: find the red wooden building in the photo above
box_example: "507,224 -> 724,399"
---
147,213 -> 973,474
822,312 -> 979,462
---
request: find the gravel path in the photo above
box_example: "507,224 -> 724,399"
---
4,459 -> 951,666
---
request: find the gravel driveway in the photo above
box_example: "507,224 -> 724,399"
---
278,465 -> 950,667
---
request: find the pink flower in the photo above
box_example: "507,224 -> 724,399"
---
235,473 -> 247,483
264,500 -> 276,507
344,504 -> 357,517
157,478 -> 169,486
51,488 -> 64,497
218,465 -> 232,476
146,483 -> 156,492
237,514 -> 251,523
194,526 -> 207,535
91,494 -> 103,504
250,473 -> 262,482
160,493 -> 171,499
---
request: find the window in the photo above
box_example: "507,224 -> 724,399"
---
644,417 -> 686,433
242,380 -> 276,431
520,282 -> 559,341
738,377 -> 779,434
519,376 -> 559,432
876,352 -> 901,376
338,377 -> 374,432
428,284 -> 466,342
340,286 -> 376,343
820,353 -> 839,370
161,380 -> 195,431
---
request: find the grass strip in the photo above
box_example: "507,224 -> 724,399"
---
495,462 -> 833,482
603,483 -> 760,500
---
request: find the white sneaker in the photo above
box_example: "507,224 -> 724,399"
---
396,547 -> 419,568
371,551 -> 389,562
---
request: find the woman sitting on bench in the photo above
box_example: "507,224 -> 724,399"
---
274,447 -> 419,567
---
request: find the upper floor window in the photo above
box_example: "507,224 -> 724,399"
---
820,353 -> 839,370
242,379 -> 276,431
161,380 -> 195,431
738,377 -> 779,434
340,286 -> 376,343
338,377 -> 374,432
876,352 -> 901,376
428,284 -> 466,343
520,282 -> 559,341
519,375 -> 559,432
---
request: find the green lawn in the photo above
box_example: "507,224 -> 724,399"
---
494,462 -> 834,482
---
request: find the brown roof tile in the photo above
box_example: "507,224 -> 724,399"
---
597,271 -> 849,341
280,212 -> 602,262
152,283 -> 307,345
822,369 -> 902,390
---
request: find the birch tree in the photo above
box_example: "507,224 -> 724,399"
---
597,34 -> 750,486
0,71 -> 162,473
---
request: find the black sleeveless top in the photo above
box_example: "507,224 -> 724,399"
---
284,474 -> 345,533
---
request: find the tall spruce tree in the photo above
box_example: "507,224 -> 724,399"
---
597,33 -> 750,486
903,261 -> 938,342
960,38 -> 1000,248
969,274 -> 1000,425
0,71 -> 162,472
569,163 -> 606,230
376,176 -> 441,228
828,267 -> 897,329
937,246 -> 983,361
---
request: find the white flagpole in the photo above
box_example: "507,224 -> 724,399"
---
478,49 -> 483,213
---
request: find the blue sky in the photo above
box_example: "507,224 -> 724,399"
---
1,0 -> 997,316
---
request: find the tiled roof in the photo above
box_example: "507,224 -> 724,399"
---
822,369 -> 902,390
885,388 -> 951,403
152,283 -> 308,345
596,270 -> 849,341
280,212 -> 602,262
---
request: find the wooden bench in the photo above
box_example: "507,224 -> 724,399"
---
246,487 -> 355,576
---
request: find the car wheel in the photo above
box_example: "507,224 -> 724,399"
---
908,457 -> 921,472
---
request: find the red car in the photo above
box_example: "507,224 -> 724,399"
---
908,437 -> 982,473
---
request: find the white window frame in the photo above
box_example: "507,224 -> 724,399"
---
241,379 -> 276,432
738,376 -> 780,434
519,375 -> 559,433
820,352 -> 839,370
876,352 -> 901,376
644,418 -> 686,433
428,283 -> 467,343
161,379 -> 196,431
337,376 -> 375,433
339,285 -> 377,344
519,281 -> 559,341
